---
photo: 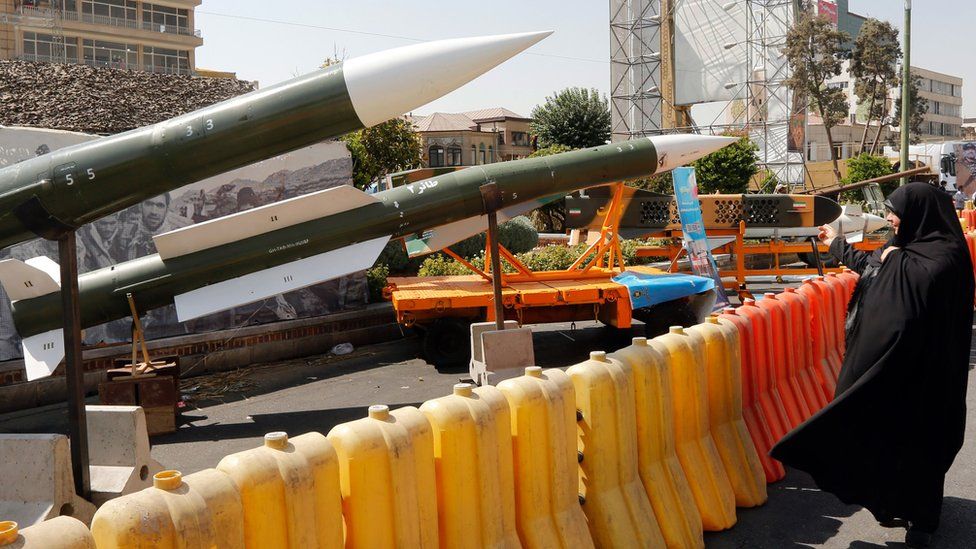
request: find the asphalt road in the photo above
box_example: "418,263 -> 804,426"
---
1,318 -> 973,548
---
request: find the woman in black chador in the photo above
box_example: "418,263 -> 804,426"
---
772,183 -> 973,548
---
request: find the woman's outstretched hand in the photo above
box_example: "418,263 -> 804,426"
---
818,224 -> 838,247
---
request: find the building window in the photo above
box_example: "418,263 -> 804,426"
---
470,145 -> 477,166
429,146 -> 445,167
143,2 -> 189,34
82,38 -> 136,69
827,81 -> 848,89
22,31 -> 78,62
488,146 -> 494,163
81,0 -> 137,23
478,143 -> 486,165
144,46 -> 189,75
511,131 -> 529,146
447,146 -> 462,166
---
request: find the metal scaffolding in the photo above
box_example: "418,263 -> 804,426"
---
610,0 -> 663,141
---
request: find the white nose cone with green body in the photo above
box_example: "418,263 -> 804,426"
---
0,31 -> 553,251
649,134 -> 739,173
0,134 -> 738,381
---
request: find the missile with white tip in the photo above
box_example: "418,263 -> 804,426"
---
0,134 -> 738,379
0,31 -> 552,250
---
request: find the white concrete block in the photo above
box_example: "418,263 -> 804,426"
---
85,405 -> 165,506
469,320 -> 519,385
0,434 -> 95,527
477,326 -> 535,386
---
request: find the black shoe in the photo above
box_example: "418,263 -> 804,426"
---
905,526 -> 934,548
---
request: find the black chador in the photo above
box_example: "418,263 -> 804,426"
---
772,183 -> 973,536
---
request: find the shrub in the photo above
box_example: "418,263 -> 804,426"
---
842,153 -> 895,200
448,216 -> 540,258
366,264 -> 389,302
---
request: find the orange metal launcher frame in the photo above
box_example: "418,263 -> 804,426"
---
385,185 -> 641,329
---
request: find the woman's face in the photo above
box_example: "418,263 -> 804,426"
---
886,211 -> 901,234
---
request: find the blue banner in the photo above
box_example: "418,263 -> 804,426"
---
672,167 -> 730,309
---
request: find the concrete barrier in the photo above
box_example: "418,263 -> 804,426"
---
85,405 -> 165,506
0,434 -> 95,527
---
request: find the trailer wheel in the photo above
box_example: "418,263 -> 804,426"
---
633,299 -> 698,338
423,319 -> 471,371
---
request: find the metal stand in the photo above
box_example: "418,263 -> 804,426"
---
58,231 -> 90,500
480,183 -> 506,330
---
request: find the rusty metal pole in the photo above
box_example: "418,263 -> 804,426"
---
59,231 -> 90,500
480,182 -> 505,330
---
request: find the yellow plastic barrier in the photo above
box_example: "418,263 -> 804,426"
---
687,319 -> 767,508
567,352 -> 665,548
216,431 -> 343,548
90,469 -> 245,548
497,367 -> 595,549
0,517 -> 94,548
610,339 -> 704,549
326,405 -> 438,548
419,383 -> 521,548
650,327 -> 737,531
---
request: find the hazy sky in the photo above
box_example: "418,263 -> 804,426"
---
194,0 -> 973,119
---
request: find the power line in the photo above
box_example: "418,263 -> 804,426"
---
195,10 -> 609,65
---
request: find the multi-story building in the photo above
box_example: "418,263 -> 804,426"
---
409,108 -> 536,168
0,0 -> 202,75
805,1 -> 964,161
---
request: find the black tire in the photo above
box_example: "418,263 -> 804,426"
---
422,318 -> 471,371
633,299 -> 698,338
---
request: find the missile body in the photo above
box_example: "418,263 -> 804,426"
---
0,135 -> 736,378
0,31 -> 551,250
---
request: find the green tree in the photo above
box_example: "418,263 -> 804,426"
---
342,118 -> 423,189
841,153 -> 895,201
530,88 -> 611,149
526,144 -> 574,231
849,19 -> 900,153
785,12 -> 851,183
892,73 -> 929,146
690,135 -> 759,194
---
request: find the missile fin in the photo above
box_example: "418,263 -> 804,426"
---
22,328 -> 64,381
404,199 -> 550,257
846,231 -> 865,243
173,235 -> 390,322
154,186 -> 381,260
0,257 -> 61,301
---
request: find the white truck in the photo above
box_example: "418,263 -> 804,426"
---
884,142 -> 975,191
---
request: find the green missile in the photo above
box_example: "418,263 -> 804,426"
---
0,134 -> 736,379
0,31 -> 552,250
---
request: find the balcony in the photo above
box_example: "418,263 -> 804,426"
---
17,53 -> 193,76
18,6 -> 202,38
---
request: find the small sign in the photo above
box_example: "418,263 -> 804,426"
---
673,167 -> 730,309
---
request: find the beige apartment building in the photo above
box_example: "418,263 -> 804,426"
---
0,0 -> 202,75
409,108 -> 536,168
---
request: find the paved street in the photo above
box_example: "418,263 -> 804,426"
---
1,319 -> 973,548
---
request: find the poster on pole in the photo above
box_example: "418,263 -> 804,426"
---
672,167 -> 730,310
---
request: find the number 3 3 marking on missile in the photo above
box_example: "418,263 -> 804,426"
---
64,168 -> 96,186
185,119 -> 215,137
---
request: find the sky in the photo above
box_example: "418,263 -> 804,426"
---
194,0 -> 974,120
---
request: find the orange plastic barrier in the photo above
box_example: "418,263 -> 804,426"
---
687,318 -> 767,508
778,288 -> 829,412
965,233 -> 976,305
755,294 -> 811,428
799,278 -> 838,400
837,269 -> 859,307
810,276 -> 843,380
609,340 -> 704,548
735,300 -> 791,443
717,308 -> 785,483
567,352 -> 666,548
824,273 -> 849,358
650,327 -> 737,531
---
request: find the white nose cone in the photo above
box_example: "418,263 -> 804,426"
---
647,134 -> 739,173
343,31 -> 553,127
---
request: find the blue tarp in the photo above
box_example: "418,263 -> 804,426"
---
612,270 -> 715,310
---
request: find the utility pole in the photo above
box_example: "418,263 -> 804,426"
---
899,0 -> 911,186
